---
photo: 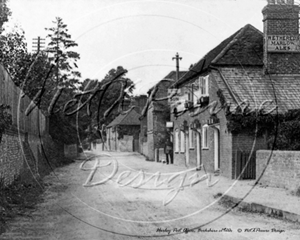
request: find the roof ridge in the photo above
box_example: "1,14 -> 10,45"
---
245,23 -> 263,35
212,24 -> 262,64
119,107 -> 140,125
173,24 -> 263,88
172,59 -> 206,88
106,107 -> 140,127
148,70 -> 187,93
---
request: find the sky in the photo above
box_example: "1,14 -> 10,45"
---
6,0 -> 270,95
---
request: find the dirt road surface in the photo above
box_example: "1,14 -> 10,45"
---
1,152 -> 299,240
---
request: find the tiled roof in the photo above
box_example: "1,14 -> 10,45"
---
148,71 -> 187,94
106,108 -> 141,127
173,24 -> 263,87
213,67 -> 300,113
164,71 -> 187,81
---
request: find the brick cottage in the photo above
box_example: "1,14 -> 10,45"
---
105,95 -> 147,152
106,108 -> 141,152
169,0 -> 300,179
139,71 -> 186,161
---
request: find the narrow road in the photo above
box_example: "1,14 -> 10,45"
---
1,152 -> 299,240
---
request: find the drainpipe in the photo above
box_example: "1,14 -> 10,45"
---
185,129 -> 189,167
209,66 -> 240,176
209,66 -> 241,105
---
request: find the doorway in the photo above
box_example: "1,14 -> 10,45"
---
196,129 -> 201,169
213,127 -> 220,170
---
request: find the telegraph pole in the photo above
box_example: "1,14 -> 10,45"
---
32,36 -> 45,53
172,52 -> 182,81
32,36 -> 45,140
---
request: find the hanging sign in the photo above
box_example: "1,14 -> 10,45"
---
166,121 -> 173,128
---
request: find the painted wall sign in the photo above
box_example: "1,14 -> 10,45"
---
268,0 -> 294,5
267,35 -> 300,52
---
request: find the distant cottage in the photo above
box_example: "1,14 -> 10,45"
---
106,108 -> 141,152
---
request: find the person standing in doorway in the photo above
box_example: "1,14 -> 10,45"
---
164,138 -> 173,164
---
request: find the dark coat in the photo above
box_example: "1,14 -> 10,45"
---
164,140 -> 173,154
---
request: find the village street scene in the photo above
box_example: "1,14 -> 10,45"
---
1,0 -> 300,239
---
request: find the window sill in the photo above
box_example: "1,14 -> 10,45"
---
202,147 -> 209,150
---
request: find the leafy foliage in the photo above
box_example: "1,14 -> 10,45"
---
49,111 -> 86,144
0,27 -> 29,85
227,109 -> 300,150
0,14 -> 135,147
0,104 -> 12,132
269,110 -> 300,150
0,26 -> 55,113
226,111 -> 275,136
19,17 -> 83,144
0,0 -> 11,32
78,66 -> 135,142
117,125 -> 139,140
0,104 -> 12,141
0,19 -> 84,145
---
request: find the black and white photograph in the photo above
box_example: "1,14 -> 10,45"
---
0,0 -> 300,239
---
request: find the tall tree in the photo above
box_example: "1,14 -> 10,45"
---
0,26 -> 59,116
45,17 -> 80,88
79,66 -> 135,126
78,66 -> 135,142
0,27 -> 29,85
0,0 -> 11,33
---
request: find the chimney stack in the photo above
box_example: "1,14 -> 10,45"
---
263,0 -> 300,74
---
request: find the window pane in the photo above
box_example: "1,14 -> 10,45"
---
180,131 -> 185,152
175,129 -> 180,152
199,76 -> 209,96
189,128 -> 195,149
205,76 -> 209,95
202,125 -> 208,149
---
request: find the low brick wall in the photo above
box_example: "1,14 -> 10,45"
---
118,135 -> 133,152
157,148 -> 166,162
64,144 -> 78,158
0,130 -> 68,188
139,141 -> 148,158
0,132 -> 25,186
256,150 -> 300,191
91,143 -> 106,152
